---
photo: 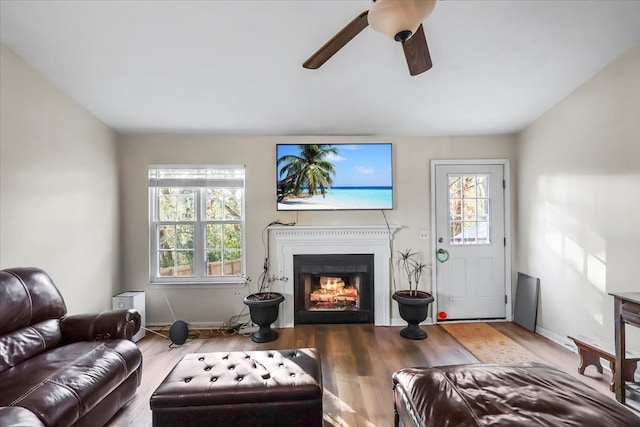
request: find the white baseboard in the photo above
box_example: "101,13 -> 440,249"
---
390,317 -> 433,327
146,321 -> 228,329
535,325 -> 575,350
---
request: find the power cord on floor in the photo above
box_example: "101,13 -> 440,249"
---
218,219 -> 293,336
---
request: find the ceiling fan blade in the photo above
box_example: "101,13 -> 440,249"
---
402,24 -> 432,76
303,11 -> 369,69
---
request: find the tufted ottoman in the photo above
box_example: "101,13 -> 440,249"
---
150,348 -> 323,427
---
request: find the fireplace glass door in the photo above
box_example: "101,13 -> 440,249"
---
294,254 -> 374,324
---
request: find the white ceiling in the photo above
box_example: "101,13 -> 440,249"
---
1,0 -> 639,136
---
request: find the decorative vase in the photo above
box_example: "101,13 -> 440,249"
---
392,290 -> 435,340
243,292 -> 285,343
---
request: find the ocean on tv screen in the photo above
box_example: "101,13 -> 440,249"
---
277,187 -> 392,210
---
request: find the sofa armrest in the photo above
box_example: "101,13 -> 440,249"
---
60,309 -> 141,343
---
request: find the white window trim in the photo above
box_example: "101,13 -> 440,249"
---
148,165 -> 246,286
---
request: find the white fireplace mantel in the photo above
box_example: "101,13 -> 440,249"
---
269,224 -> 400,327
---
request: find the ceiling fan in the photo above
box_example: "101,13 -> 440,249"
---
303,0 -> 437,76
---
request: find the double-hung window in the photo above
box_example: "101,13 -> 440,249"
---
149,166 -> 245,285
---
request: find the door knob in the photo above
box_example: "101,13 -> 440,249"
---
436,248 -> 450,263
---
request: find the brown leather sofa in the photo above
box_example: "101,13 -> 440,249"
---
393,362 -> 640,426
0,267 -> 143,427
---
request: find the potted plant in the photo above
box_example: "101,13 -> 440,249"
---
243,269 -> 288,343
392,248 -> 435,340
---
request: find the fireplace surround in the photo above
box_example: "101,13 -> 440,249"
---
270,225 -> 399,327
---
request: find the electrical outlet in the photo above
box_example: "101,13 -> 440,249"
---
419,230 -> 429,240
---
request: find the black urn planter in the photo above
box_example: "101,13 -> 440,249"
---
243,292 -> 285,343
392,290 -> 435,340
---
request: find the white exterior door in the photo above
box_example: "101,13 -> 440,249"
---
432,162 -> 509,321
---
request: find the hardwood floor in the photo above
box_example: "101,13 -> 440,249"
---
106,322 -> 615,427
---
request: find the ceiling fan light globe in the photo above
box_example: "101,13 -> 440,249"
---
368,0 -> 436,40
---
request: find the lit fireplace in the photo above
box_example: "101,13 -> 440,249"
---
294,254 -> 373,324
309,276 -> 359,308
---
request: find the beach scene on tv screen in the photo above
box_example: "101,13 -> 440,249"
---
277,143 -> 393,210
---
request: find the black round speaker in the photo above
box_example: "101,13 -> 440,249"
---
169,320 -> 189,345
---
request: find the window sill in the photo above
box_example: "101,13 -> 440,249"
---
149,282 -> 246,289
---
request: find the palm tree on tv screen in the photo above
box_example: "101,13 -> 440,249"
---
277,144 -> 338,201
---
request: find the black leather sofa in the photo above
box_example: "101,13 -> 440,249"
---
0,267 -> 143,427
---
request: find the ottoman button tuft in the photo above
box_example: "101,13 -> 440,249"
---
211,377 -> 217,382
184,377 -> 192,383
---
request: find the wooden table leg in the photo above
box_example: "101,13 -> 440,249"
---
614,297 -> 625,403
577,348 -> 603,375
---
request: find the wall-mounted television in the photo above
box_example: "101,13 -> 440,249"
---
276,143 -> 393,211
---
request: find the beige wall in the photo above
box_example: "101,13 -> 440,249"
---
0,40 -> 517,328
3,32 -> 636,343
119,134 -> 516,326
517,46 -> 640,345
0,43 -> 120,314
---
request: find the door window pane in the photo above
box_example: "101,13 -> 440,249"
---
449,176 -> 461,198
448,175 -> 491,245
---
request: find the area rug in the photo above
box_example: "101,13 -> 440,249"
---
440,322 -> 545,364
